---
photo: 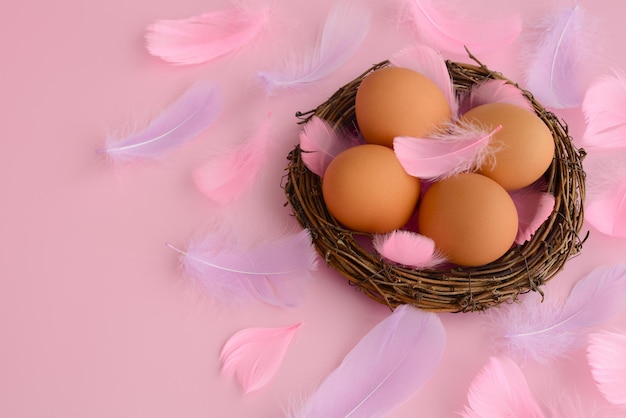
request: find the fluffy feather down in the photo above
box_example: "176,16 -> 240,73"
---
373,230 -> 446,268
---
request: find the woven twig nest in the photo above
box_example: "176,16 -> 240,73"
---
284,57 -> 586,313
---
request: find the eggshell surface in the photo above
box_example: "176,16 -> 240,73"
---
460,103 -> 555,190
322,144 -> 421,234
417,173 -> 518,267
355,67 -> 451,148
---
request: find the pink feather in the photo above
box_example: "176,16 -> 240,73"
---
145,3 -> 272,65
520,1 -> 600,109
166,228 -> 318,308
373,230 -> 446,268
98,83 -> 223,161
587,331 -> 626,407
192,115 -> 271,205
461,79 -> 534,115
509,185 -> 556,244
290,305 -> 446,418
299,116 -> 360,177
393,122 -> 501,180
581,72 -> 626,150
584,150 -> 626,237
258,0 -> 370,93
221,323 -> 302,394
390,44 -> 458,117
401,0 -> 521,55
489,263 -> 626,363
462,356 -> 545,418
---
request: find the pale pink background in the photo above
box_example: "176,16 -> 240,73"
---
1,0 -> 626,417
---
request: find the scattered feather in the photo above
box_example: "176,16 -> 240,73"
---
258,0 -> 371,93
221,323 -> 302,394
393,121 -> 501,180
373,230 -> 446,268
192,114 -> 271,205
521,1 -> 601,109
166,228 -> 318,308
461,356 -> 545,418
488,263 -> 626,363
509,184 -> 556,244
390,44 -> 458,116
145,3 -> 272,65
581,72 -> 626,150
460,79 -> 534,115
587,331 -> 626,407
401,0 -> 521,55
98,82 -> 223,161
299,116 -> 360,177
290,305 -> 446,418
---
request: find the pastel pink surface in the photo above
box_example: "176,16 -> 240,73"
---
1,1 -> 626,418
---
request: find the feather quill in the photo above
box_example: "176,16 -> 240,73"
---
192,114 -> 271,205
145,3 -> 272,65
581,72 -> 626,150
521,1 -> 600,109
299,116 -> 360,177
373,230 -> 446,268
489,263 -> 626,363
290,305 -> 446,418
98,83 -> 223,161
390,44 -> 458,117
462,356 -> 545,418
587,331 -> 626,407
166,228 -> 318,308
221,323 -> 302,394
401,0 -> 521,55
509,185 -> 555,244
393,122 -> 501,180
258,0 -> 370,93
460,79 -> 534,115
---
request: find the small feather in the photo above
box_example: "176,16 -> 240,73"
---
584,149 -> 626,237
390,44 -> 458,116
299,116 -> 360,177
290,305 -> 446,418
521,2 -> 601,109
587,331 -> 626,406
401,0 -> 521,55
145,3 -> 272,65
489,263 -> 626,363
221,323 -> 302,394
462,356 -> 545,418
461,79 -> 534,115
258,0 -> 370,93
393,122 -> 501,180
509,185 -> 556,244
581,72 -> 626,150
192,114 -> 271,205
167,228 -> 318,308
99,82 -> 223,161
373,230 -> 446,268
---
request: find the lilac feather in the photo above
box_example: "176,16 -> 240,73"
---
99,82 -> 223,161
290,305 -> 446,418
167,228 -> 318,308
258,0 -> 370,93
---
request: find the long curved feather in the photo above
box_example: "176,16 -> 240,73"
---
167,228 -> 318,308
290,305 -> 446,418
145,3 -> 272,65
99,82 -> 223,161
587,331 -> 626,407
462,356 -> 545,418
221,323 -> 302,394
581,72 -> 626,150
258,0 -> 370,93
489,263 -> 626,363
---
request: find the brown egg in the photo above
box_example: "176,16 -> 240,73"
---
355,67 -> 451,148
460,103 -> 555,191
322,144 -> 421,234
417,173 -> 518,267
